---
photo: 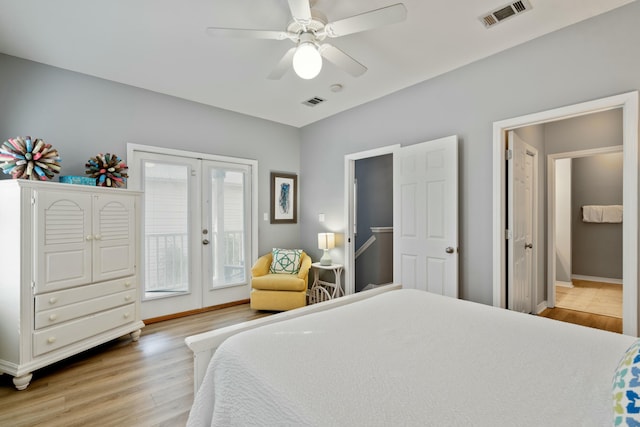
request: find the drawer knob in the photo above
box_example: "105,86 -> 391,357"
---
49,314 -> 58,322
124,281 -> 132,288
123,313 -> 130,319
47,337 -> 56,344
125,295 -> 132,301
49,297 -> 58,305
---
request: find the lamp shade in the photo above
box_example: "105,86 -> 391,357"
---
293,42 -> 322,79
318,232 -> 335,250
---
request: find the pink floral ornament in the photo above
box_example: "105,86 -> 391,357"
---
85,153 -> 128,187
0,136 -> 62,180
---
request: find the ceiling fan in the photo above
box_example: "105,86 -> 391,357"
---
206,0 -> 407,80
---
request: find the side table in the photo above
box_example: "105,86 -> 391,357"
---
308,262 -> 344,304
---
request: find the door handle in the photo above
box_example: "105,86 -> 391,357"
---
525,243 -> 533,249
445,247 -> 455,254
202,239 -> 210,245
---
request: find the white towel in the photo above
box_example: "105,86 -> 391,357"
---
602,205 -> 623,223
582,205 -> 603,222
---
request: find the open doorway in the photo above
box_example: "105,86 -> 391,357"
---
492,91 -> 638,336
548,148 -> 623,324
344,136 -> 459,296
354,154 -> 394,292
344,145 -> 399,295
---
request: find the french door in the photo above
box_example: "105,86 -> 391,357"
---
128,146 -> 256,320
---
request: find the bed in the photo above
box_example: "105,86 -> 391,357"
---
185,285 -> 637,426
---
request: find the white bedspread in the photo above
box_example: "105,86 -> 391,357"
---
188,289 -> 635,426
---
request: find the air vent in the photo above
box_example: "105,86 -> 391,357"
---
480,0 -> 532,28
302,96 -> 325,107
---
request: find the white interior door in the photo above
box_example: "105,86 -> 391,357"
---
507,131 -> 536,313
393,135 -> 458,297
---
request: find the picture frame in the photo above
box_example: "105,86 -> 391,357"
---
270,172 -> 297,224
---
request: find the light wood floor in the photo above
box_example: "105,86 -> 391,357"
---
542,279 -> 623,333
555,279 -> 622,318
539,306 -> 622,333
0,304 -> 270,427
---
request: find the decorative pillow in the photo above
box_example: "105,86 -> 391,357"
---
613,339 -> 640,426
269,248 -> 302,275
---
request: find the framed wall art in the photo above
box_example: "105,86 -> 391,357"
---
270,172 -> 297,224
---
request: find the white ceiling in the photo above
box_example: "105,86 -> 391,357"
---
0,0 -> 635,128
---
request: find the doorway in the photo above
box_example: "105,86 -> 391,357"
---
353,154 -> 394,293
492,91 -> 638,336
548,148 -> 623,320
344,135 -> 459,297
127,144 -> 258,320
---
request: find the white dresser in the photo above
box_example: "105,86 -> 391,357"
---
0,180 -> 144,390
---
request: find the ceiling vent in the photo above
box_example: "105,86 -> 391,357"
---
480,0 -> 532,28
302,96 -> 326,107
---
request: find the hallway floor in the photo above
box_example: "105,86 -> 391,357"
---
555,279 -> 622,318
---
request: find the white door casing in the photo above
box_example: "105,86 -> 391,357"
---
393,135 -> 458,297
507,131 -> 537,313
492,91 -> 638,336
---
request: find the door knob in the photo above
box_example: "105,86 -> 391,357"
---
525,243 -> 533,249
445,247 -> 455,254
202,239 -> 210,245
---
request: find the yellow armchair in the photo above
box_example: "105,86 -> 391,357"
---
250,251 -> 311,311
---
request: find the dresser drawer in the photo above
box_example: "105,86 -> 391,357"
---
35,289 -> 136,329
33,303 -> 137,357
35,276 -> 136,312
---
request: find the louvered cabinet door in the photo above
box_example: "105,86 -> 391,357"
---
34,190 -> 93,294
92,194 -> 136,282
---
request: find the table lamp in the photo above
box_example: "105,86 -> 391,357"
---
318,232 -> 335,266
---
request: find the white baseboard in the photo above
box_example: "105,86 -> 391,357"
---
571,274 -> 622,285
536,301 -> 547,314
556,281 -> 574,288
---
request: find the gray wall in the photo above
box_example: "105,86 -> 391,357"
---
0,54 -> 302,256
2,1 -> 638,307
572,153 -> 623,279
299,2 -> 640,305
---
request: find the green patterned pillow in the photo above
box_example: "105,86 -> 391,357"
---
613,339 -> 640,426
269,248 -> 302,274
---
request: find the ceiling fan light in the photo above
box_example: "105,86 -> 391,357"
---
293,42 -> 322,79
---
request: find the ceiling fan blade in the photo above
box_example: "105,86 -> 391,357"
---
206,27 -> 289,40
267,47 -> 296,80
288,0 -> 312,22
324,3 -> 407,38
319,44 -> 367,77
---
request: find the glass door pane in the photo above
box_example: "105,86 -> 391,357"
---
143,161 -> 191,296
202,161 -> 252,306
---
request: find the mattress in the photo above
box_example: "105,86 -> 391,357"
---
187,289 -> 635,426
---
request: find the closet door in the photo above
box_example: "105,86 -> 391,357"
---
92,193 -> 136,282
34,189 -> 92,293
